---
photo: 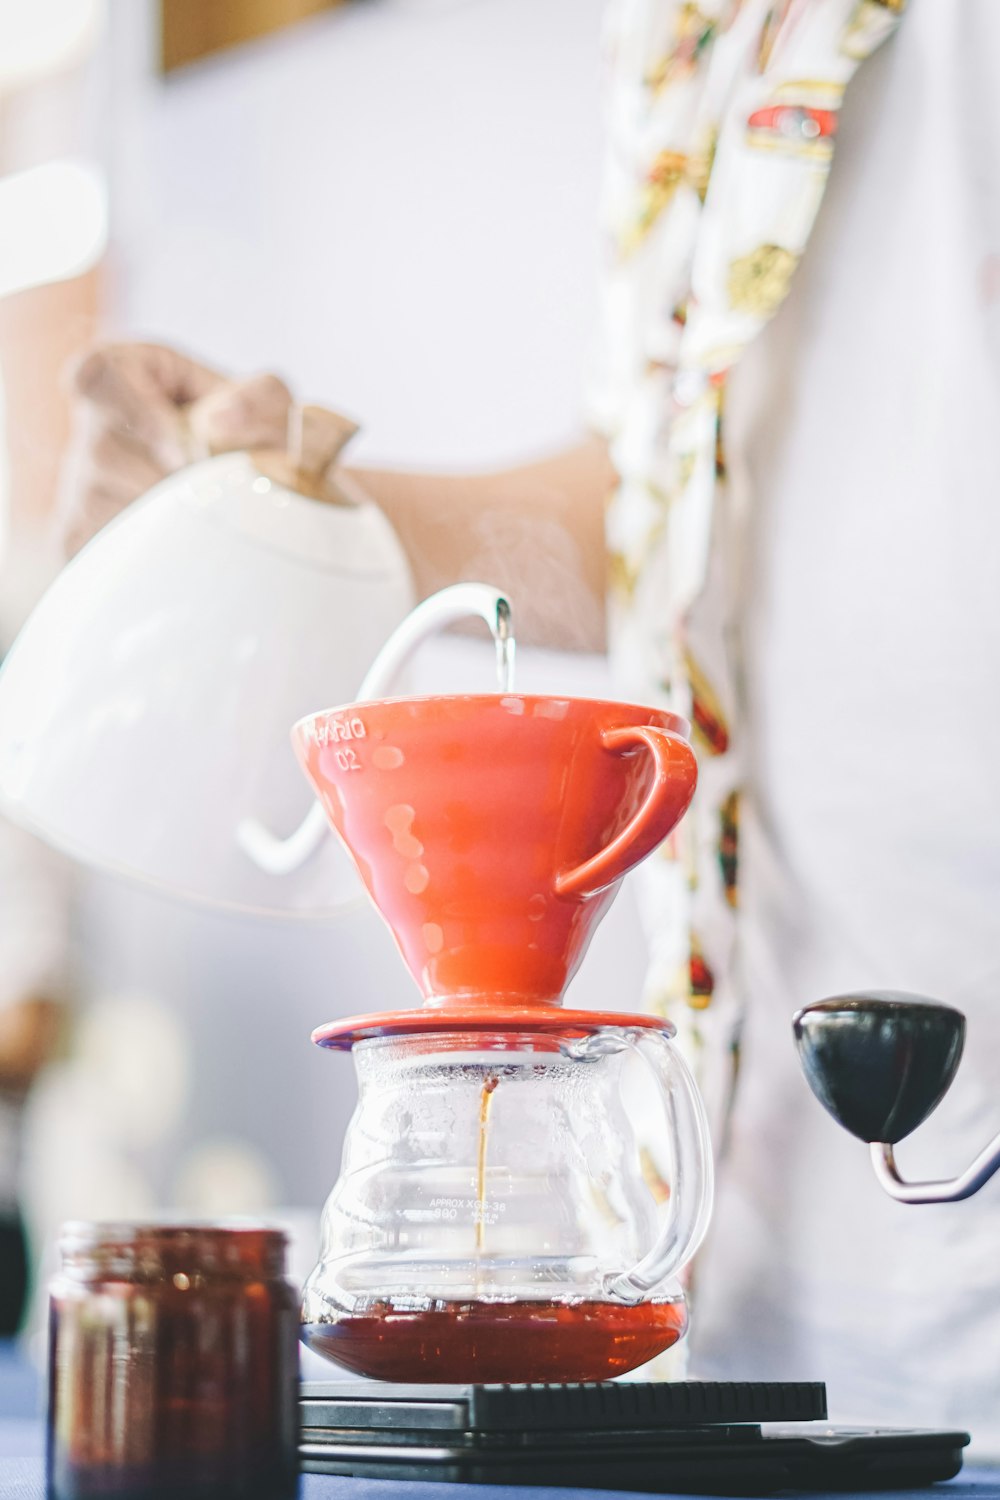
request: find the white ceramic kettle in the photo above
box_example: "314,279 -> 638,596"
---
0,408 -> 415,917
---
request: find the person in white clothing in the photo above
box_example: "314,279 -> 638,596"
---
58,0 -> 1000,1455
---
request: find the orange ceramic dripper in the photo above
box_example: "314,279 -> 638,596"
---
292,693 -> 697,1046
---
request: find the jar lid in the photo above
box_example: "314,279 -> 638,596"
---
312,1004 -> 676,1051
57,1220 -> 289,1280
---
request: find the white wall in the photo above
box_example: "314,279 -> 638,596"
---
105,0 -> 607,468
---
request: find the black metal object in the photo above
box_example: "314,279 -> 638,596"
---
298,1380 -> 967,1493
300,1379 -> 828,1435
792,991 -> 965,1144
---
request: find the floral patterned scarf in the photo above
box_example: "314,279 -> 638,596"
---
590,0 -> 906,1139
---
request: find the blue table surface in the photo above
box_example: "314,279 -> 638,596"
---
3,1345 -> 998,1500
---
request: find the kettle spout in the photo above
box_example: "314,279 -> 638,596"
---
237,584 -> 514,877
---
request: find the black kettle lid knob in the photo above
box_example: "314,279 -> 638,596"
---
792,991 -> 965,1144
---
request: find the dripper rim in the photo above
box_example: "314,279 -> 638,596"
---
293,693 -> 691,741
311,1005 -> 677,1051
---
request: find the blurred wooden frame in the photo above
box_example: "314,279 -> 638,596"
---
161,0 -> 346,72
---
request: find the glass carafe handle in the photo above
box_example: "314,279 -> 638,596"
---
606,1029 -> 714,1303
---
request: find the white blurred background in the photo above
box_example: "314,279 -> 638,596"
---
0,0 -> 650,1307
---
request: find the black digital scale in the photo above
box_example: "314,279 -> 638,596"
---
299,1380 -> 969,1493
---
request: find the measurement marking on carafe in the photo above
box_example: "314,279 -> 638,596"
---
427,1197 -> 505,1222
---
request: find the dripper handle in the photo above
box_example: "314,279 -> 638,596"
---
555,725 -> 696,898
237,584 -> 513,877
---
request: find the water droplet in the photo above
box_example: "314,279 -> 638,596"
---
404,864 -> 430,894
384,804 -> 414,833
373,745 -> 405,770
422,923 -> 444,954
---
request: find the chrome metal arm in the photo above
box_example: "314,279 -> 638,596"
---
871,1134 -> 1000,1204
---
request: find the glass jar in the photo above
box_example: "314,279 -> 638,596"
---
47,1223 -> 299,1500
302,1022 -> 713,1382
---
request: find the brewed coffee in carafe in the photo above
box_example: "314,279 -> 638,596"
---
303,1302 -> 688,1385
301,1027 -> 701,1382
294,593 -> 713,1383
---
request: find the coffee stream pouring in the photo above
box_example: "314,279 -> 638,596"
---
292,588 -> 713,1383
794,992 -> 1000,1204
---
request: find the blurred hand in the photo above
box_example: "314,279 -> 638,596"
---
0,997 -> 61,1094
58,342 -> 293,556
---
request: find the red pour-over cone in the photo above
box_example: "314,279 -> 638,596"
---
293,694 -> 696,1045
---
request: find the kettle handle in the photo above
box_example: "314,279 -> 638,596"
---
236,584 -> 513,876
604,1028 -> 714,1303
554,725 -> 697,898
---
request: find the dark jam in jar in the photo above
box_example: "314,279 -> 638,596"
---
47,1223 -> 299,1500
